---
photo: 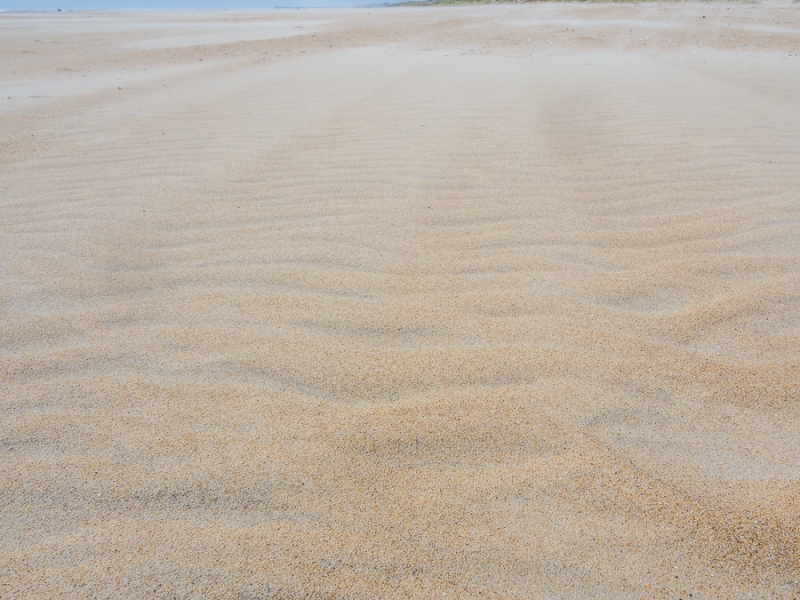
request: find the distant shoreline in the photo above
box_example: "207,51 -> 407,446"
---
0,0 -> 781,12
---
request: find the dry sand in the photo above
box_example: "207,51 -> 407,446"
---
2,3 -> 800,598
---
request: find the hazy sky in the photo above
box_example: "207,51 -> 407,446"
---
0,0 -> 389,9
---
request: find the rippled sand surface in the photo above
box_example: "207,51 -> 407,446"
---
2,4 -> 800,598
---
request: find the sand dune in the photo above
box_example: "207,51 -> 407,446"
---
2,3 -> 800,598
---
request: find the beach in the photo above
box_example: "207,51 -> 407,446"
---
1,3 -> 799,597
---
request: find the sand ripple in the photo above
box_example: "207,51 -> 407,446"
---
2,4 -> 800,598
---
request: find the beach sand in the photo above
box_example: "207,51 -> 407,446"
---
1,3 -> 799,597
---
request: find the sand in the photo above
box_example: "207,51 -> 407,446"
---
1,3 -> 799,598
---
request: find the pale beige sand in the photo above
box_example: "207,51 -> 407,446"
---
2,3 -> 800,598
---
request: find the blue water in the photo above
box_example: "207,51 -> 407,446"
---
0,0 -> 396,10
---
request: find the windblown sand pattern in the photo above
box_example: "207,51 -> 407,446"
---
2,3 -> 800,598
